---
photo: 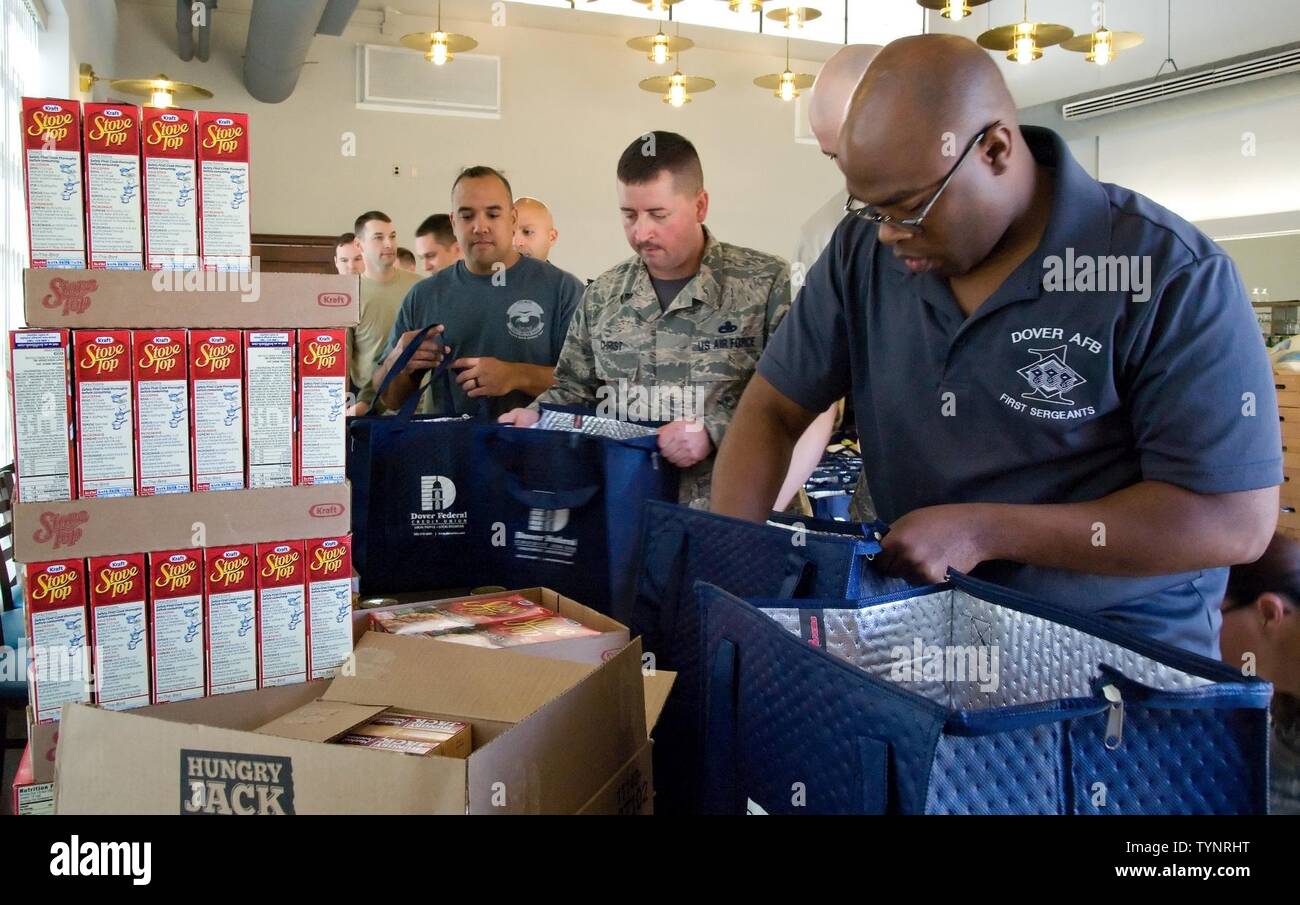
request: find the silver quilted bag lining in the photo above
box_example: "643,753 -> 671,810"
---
537,410 -> 659,440
762,588 -> 1211,710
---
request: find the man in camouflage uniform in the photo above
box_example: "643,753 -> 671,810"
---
499,131 -> 790,508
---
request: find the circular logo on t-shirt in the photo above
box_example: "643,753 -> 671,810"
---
507,299 -> 545,340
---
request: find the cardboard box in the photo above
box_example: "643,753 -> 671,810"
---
12,482 -> 350,562
257,540 -> 307,688
23,268 -> 359,329
245,331 -> 296,489
353,587 -> 630,666
73,329 -> 135,498
21,98 -> 86,268
204,544 -> 259,696
197,111 -> 250,272
23,559 -> 91,723
87,552 -> 151,711
12,710 -> 60,813
149,548 -> 206,704
8,329 -> 74,503
330,710 -> 472,758
133,330 -> 192,495
83,102 -> 143,270
306,535 -> 352,680
297,329 -> 346,485
141,107 -> 199,271
190,329 -> 245,491
54,634 -> 673,814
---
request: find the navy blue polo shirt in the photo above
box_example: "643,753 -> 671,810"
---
759,126 -> 1282,657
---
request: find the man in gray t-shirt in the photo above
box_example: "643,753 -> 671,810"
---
365,166 -> 584,419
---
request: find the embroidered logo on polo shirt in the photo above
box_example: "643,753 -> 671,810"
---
1017,345 -> 1085,406
507,299 -> 545,340
1001,328 -> 1102,421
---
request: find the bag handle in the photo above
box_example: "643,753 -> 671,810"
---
486,427 -> 602,510
702,637 -> 741,814
369,325 -> 459,422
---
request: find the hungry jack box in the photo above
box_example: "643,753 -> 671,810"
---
257,541 -> 307,688
297,329 -> 346,485
24,559 -> 91,723
21,98 -> 86,268
141,106 -> 199,271
83,102 -> 143,270
204,545 -> 258,696
189,330 -> 244,491
306,535 -> 352,680
197,111 -> 250,272
8,329 -> 74,503
149,549 -> 205,703
133,330 -> 192,495
73,330 -> 135,498
244,331 -> 295,488
88,553 -> 151,711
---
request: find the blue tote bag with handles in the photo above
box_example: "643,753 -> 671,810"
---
698,571 -> 1272,815
484,406 -> 679,621
631,503 -> 916,814
348,326 -> 497,595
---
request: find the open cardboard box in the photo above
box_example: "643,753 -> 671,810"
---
11,709 -> 59,815
352,587 -> 629,666
13,483 -> 349,562
53,632 -> 675,814
23,269 -> 358,329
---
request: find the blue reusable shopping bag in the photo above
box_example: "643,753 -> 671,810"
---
698,571 -> 1273,815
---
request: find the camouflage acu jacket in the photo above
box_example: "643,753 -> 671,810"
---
535,229 -> 791,508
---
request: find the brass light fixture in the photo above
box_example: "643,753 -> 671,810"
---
765,6 -> 822,31
720,0 -> 764,13
627,25 -> 694,65
754,39 -> 814,102
915,0 -> 991,23
977,1 -> 1072,65
1060,0 -> 1143,66
635,0 -> 685,14
80,64 -> 213,108
400,0 -> 477,66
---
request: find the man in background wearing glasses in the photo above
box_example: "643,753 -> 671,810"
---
711,34 -> 1281,657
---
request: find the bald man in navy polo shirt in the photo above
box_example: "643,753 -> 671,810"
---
712,35 -> 1281,656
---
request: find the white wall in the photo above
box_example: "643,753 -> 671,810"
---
110,0 -> 843,279
35,0 -> 118,99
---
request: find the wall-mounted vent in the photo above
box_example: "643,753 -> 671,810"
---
357,44 -> 500,119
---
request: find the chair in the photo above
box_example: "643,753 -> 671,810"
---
1,465 -> 29,751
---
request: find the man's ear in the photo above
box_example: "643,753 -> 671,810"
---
985,124 -> 1015,176
697,189 -> 710,223
549,228 -> 559,244
1256,592 -> 1290,629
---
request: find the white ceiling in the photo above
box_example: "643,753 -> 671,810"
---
142,0 -> 1300,105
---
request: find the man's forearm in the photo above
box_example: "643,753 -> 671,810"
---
509,363 -> 555,399
710,406 -> 799,522
378,369 -> 417,411
976,480 -> 1278,576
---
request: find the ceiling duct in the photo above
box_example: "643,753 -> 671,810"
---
243,0 -> 359,103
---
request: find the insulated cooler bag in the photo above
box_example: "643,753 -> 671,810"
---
698,572 -> 1272,814
631,503 -> 914,813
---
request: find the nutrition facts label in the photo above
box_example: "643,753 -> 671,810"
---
193,376 -> 244,490
78,379 -> 135,497
152,594 -> 205,702
309,578 -> 352,679
299,374 -> 345,483
86,152 -> 143,268
207,589 -> 257,694
137,377 -> 191,494
93,600 -> 151,710
11,336 -> 71,502
247,340 -> 294,488
145,157 -> 199,269
200,159 -> 250,268
259,585 -> 307,687
26,148 -> 86,267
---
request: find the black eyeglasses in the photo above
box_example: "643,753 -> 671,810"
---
844,121 -> 1000,232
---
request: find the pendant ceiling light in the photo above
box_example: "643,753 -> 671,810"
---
635,0 -> 685,14
754,39 -> 814,102
80,65 -> 214,108
719,0 -> 764,13
1060,0 -> 1143,66
915,0 -> 991,22
627,24 -> 694,66
400,0 -> 477,66
639,28 -> 714,108
977,1 -> 1072,65
766,6 -> 822,31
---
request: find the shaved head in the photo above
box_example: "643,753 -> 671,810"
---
808,44 -> 881,155
837,34 -> 1040,279
513,196 -> 558,260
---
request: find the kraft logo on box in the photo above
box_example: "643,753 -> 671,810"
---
180,749 -> 295,815
39,276 -> 98,315
316,293 -> 351,308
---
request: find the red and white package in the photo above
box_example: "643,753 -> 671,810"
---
88,552 -> 151,711
297,329 -> 346,485
306,535 -> 352,680
83,102 -> 143,270
204,544 -> 258,696
142,107 -> 199,271
133,330 -> 191,495
21,97 -> 86,268
197,111 -> 250,272
24,559 -> 91,723
149,548 -> 206,704
189,330 -> 245,491
256,540 -> 307,688
244,331 -> 295,488
8,329 -> 74,503
73,330 -> 135,498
